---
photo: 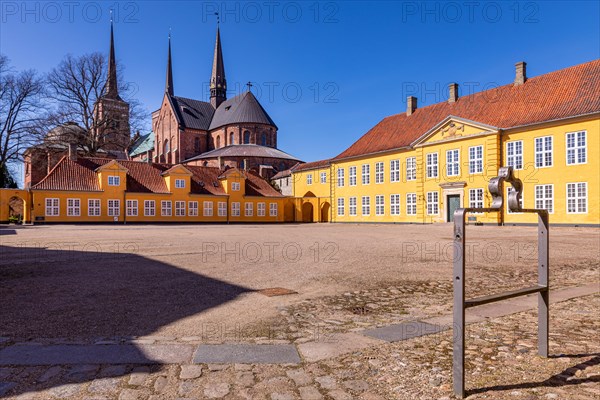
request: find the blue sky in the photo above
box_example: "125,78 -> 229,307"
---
1,1 -> 599,164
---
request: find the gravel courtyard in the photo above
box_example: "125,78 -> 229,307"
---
0,223 -> 598,399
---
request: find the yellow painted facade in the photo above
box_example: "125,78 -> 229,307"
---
291,165 -> 332,222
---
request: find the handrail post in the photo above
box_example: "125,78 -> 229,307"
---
453,209 -> 467,398
538,211 -> 549,357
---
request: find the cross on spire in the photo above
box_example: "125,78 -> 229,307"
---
246,81 -> 253,91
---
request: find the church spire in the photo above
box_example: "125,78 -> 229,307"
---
105,16 -> 121,100
210,23 -> 227,109
165,31 -> 174,96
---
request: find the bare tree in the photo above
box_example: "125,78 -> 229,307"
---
0,55 -> 45,187
45,52 -> 148,155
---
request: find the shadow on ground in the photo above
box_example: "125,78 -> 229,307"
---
0,243 -> 252,396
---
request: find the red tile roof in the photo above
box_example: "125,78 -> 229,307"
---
293,159 -> 331,172
335,59 -> 600,160
32,157 -> 282,197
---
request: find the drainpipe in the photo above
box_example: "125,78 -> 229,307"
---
123,191 -> 127,225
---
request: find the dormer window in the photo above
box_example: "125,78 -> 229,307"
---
231,182 -> 241,191
108,176 -> 120,186
175,179 -> 185,188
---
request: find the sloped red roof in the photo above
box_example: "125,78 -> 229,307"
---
294,159 -> 331,172
335,59 -> 600,160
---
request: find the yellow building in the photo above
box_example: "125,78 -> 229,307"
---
293,60 -> 600,226
0,155 -> 289,224
290,159 -> 332,222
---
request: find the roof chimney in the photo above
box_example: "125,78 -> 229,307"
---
68,143 -> 77,161
406,96 -> 417,116
448,83 -> 459,103
514,61 -> 527,85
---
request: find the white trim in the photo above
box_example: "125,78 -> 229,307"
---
565,130 -> 587,166
566,182 -> 588,214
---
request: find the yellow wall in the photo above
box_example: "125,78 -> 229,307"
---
0,189 -> 30,223
292,167 -> 331,198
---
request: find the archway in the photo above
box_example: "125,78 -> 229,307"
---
320,202 -> 330,222
301,202 -> 314,223
8,196 -> 25,223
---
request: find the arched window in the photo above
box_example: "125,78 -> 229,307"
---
229,132 -> 234,145
244,130 -> 251,144
194,137 -> 200,153
216,136 -> 221,148
164,139 -> 170,153
261,133 -> 267,146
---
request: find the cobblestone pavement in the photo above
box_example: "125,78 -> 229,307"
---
1,293 -> 597,400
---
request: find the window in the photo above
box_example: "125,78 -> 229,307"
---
261,133 -> 267,146
337,168 -> 345,187
175,201 -> 185,216
390,194 -> 400,215
506,141 -> 523,170
229,132 -> 235,145
375,162 -> 384,184
535,136 -> 553,168
337,198 -> 345,216
269,203 -> 278,217
426,153 -> 438,178
567,182 -> 587,214
126,200 -> 138,217
257,202 -> 266,216
566,131 -> 586,165
231,181 -> 241,191
144,200 -> 155,216
446,149 -> 460,176
375,195 -> 385,216
506,187 -> 524,214
67,198 -> 80,216
349,197 -> 357,216
218,201 -> 227,217
108,199 -> 120,216
194,137 -> 201,153
231,202 -> 240,216
406,157 -> 416,181
390,160 -> 400,182
349,166 -> 357,186
203,201 -> 213,216
535,185 -> 553,213
469,188 -> 484,209
108,175 -> 120,186
161,200 -> 172,216
469,146 -> 483,174
320,172 -> 327,184
88,199 -> 101,216
361,164 -> 370,185
406,193 -> 417,215
189,201 -> 199,216
307,174 -> 313,185
426,192 -> 439,215
175,179 -> 185,188
244,131 -> 251,144
361,196 -> 370,216
245,202 -> 253,216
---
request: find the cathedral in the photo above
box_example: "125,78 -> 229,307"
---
130,24 -> 301,178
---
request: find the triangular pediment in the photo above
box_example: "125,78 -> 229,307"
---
95,160 -> 128,173
412,116 -> 499,147
162,164 -> 193,177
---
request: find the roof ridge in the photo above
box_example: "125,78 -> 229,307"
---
31,155 -> 68,189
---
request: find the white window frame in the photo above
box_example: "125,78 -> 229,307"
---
406,193 -> 417,216
349,197 -> 357,216
566,131 -> 586,165
534,136 -> 553,168
337,197 -> 345,216
107,175 -> 120,186
566,182 -> 587,214
175,179 -> 185,188
257,202 -> 266,216
231,202 -> 241,217
67,198 -> 80,217
390,159 -> 400,182
406,157 -> 416,181
426,191 -> 439,215
361,164 -> 370,185
506,140 -> 523,170
189,201 -> 199,216
506,187 -> 524,214
202,201 -> 212,216
446,149 -> 460,177
108,199 -> 120,217
320,172 -> 327,184
126,199 -> 138,217
426,153 -> 438,178
469,188 -> 484,212
375,162 -> 384,184
337,168 -> 345,187
269,203 -> 278,217
88,199 -> 101,217
307,174 -> 313,185
161,200 -> 172,216
218,201 -> 227,217
469,146 -> 483,174
175,201 -> 186,216
361,196 -> 370,216
390,194 -> 400,215
535,184 -> 554,214
231,181 -> 241,191
375,195 -> 384,216
144,200 -> 156,216
245,202 -> 254,217
349,166 -> 357,186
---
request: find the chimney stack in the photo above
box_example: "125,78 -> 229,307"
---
448,83 -> 459,103
514,61 -> 527,85
68,143 -> 77,161
243,159 -> 248,171
407,96 -> 417,116
217,156 -> 223,169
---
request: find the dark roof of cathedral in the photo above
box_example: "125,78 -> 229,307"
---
129,132 -> 155,158
183,144 -> 301,162
334,59 -> 600,160
169,95 -> 215,131
31,156 -> 281,197
209,91 -> 277,130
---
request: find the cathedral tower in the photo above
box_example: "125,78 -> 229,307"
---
210,25 -> 227,109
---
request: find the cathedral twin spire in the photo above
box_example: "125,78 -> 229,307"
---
104,19 -> 121,100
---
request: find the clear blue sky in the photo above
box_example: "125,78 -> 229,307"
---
1,1 -> 599,163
